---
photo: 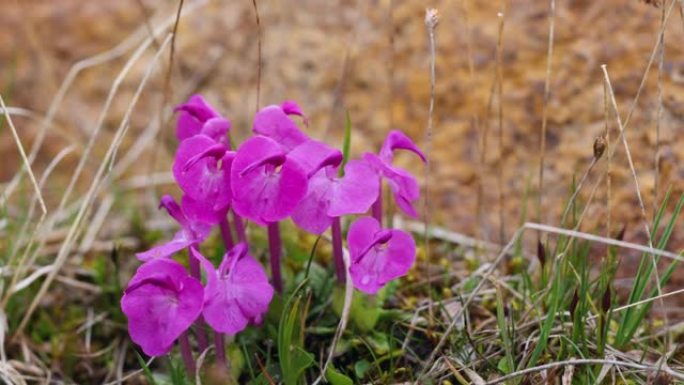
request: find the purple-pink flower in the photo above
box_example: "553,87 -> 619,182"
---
173,135 -> 233,214
121,258 -> 204,356
136,195 -> 212,261
364,130 -> 426,218
230,135 -> 308,225
289,141 -> 379,234
175,94 -> 230,144
191,244 -> 274,335
347,216 -> 416,294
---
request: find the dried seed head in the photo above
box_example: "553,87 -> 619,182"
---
569,289 -> 579,319
425,8 -> 440,30
615,225 -> 626,242
537,241 -> 546,268
593,135 -> 607,160
601,286 -> 612,313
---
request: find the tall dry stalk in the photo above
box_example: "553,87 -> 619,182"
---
495,11 -> 505,244
423,7 -> 439,327
252,0 -> 262,112
537,0 -> 556,235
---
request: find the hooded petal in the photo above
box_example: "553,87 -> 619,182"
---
231,136 -> 307,225
252,105 -> 309,150
200,117 -> 231,144
175,95 -> 221,141
347,217 -> 416,294
379,130 -> 426,163
173,135 -> 232,211
121,259 -> 203,356
199,244 -> 274,335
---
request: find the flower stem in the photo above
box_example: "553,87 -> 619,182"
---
331,217 -> 345,283
372,195 -> 383,226
188,250 -> 209,351
267,222 -> 283,293
179,332 -> 196,378
233,211 -> 247,243
214,332 -> 228,369
219,217 -> 235,250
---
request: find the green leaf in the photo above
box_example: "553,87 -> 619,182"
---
326,366 -> 353,385
354,359 -> 371,380
135,352 -> 158,385
278,281 -> 314,385
332,287 -> 381,332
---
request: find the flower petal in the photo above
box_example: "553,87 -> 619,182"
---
291,172 -> 334,234
201,245 -> 273,335
364,153 -> 420,218
175,94 -> 221,141
135,231 -> 194,261
328,159 -> 379,217
252,105 -> 309,150
121,259 -> 203,356
347,218 -> 416,294
200,117 -> 230,144
231,136 -> 307,225
379,130 -> 426,163
288,140 -> 342,178
173,135 -> 232,211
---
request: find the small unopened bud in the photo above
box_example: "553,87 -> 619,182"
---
425,8 -> 440,30
593,135 -> 607,160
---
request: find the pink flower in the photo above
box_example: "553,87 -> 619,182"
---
230,135 -> 308,225
191,244 -> 274,335
173,135 -> 233,214
347,217 -> 416,294
135,195 -> 212,261
175,94 -> 230,144
121,258 -> 204,356
289,141 -> 379,234
364,130 -> 426,218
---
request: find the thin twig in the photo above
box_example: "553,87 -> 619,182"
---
252,0 -> 262,112
424,7 -> 439,333
495,11 -> 506,244
537,0 -> 556,234
654,2 -> 666,215
0,95 -> 46,218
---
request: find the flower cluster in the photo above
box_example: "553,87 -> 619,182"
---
121,95 -> 425,363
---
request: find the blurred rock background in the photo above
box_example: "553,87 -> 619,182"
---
1,0 -> 683,256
